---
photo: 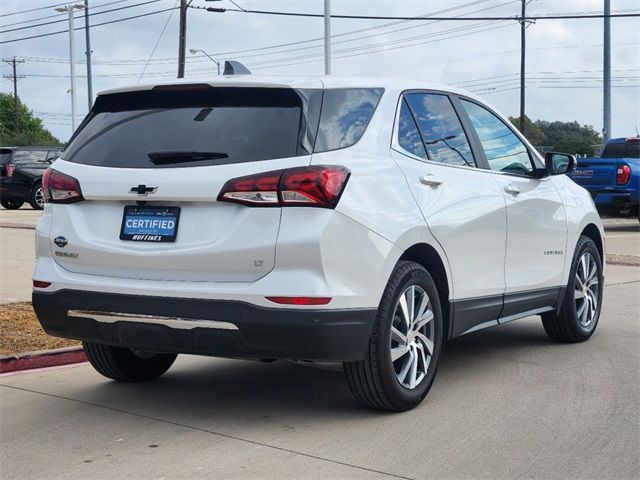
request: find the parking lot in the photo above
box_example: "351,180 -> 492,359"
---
1,209 -> 639,479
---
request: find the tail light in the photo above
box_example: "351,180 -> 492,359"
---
42,168 -> 84,204
218,165 -> 350,208
616,164 -> 631,185
5,163 -> 15,177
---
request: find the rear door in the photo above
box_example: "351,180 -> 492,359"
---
49,84 -> 323,282
458,98 -> 567,318
391,91 -> 508,335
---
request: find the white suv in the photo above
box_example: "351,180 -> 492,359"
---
33,76 -> 604,411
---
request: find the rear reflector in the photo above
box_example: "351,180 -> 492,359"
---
33,280 -> 51,288
616,164 -> 631,185
218,165 -> 350,208
266,296 -> 332,306
42,168 -> 84,204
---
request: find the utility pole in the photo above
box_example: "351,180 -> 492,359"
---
178,0 -> 187,78
84,0 -> 93,110
518,1 -> 535,136
603,0 -> 611,143
56,3 -> 86,133
324,0 -> 331,75
2,57 -> 26,135
519,0 -> 526,135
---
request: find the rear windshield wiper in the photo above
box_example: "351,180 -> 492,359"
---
148,151 -> 229,165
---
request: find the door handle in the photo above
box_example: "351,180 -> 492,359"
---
420,174 -> 443,187
504,184 -> 521,195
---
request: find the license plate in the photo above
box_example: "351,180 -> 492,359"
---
120,206 -> 180,242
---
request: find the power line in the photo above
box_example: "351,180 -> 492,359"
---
1,0 -> 129,28
0,0 -> 164,34
1,2 -> 66,17
199,6 -> 640,21
0,0 -> 517,65
137,0 -> 178,82
0,6 -> 180,45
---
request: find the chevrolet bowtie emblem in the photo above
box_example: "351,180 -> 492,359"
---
130,184 -> 158,196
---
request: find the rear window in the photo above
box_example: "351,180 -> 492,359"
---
12,150 -> 48,164
601,140 -> 640,158
63,86 -> 383,168
64,87 -> 320,168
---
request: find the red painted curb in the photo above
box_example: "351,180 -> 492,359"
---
0,346 -> 87,374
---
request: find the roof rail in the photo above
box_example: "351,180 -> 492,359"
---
223,61 -> 251,75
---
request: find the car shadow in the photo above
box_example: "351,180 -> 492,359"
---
73,318 -> 560,419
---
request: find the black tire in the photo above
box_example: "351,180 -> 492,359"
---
29,182 -> 44,210
541,236 -> 603,342
344,261 -> 443,411
1,197 -> 24,209
83,342 -> 177,382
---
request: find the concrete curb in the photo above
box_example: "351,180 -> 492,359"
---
607,254 -> 640,267
0,345 -> 86,374
0,222 -> 36,230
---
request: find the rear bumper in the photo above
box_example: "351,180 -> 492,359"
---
591,191 -> 639,208
0,178 -> 30,200
32,290 -> 377,361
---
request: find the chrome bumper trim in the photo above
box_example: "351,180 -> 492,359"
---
68,310 -> 239,331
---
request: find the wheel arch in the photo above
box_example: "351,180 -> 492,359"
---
580,223 -> 604,263
399,243 -> 452,340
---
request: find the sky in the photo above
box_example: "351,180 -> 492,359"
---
1,0 -> 639,143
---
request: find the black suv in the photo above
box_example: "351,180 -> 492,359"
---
0,146 -> 62,209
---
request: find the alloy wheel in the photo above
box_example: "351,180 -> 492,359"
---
574,252 -> 600,328
35,187 -> 44,208
390,285 -> 435,389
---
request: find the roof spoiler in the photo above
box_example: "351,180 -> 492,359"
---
223,60 -> 251,76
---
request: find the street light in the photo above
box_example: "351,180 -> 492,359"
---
55,3 -> 85,134
189,48 -> 221,76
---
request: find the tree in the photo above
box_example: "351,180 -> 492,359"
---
509,115 -> 547,146
0,93 -> 62,146
534,120 -> 602,156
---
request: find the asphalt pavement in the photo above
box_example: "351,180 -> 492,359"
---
1,264 -> 639,479
1,208 -> 639,479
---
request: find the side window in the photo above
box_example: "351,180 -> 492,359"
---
461,100 -> 533,176
314,88 -> 384,153
404,93 -> 476,167
397,99 -> 427,159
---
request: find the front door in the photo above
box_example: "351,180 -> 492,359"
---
459,99 -> 567,320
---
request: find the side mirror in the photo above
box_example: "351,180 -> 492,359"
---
544,152 -> 576,176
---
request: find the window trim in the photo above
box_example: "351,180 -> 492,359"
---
391,89 -> 481,172
454,95 -> 545,178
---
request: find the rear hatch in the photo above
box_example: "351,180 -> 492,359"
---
49,84 -> 323,282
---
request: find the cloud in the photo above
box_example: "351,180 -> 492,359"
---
1,0 -> 638,142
